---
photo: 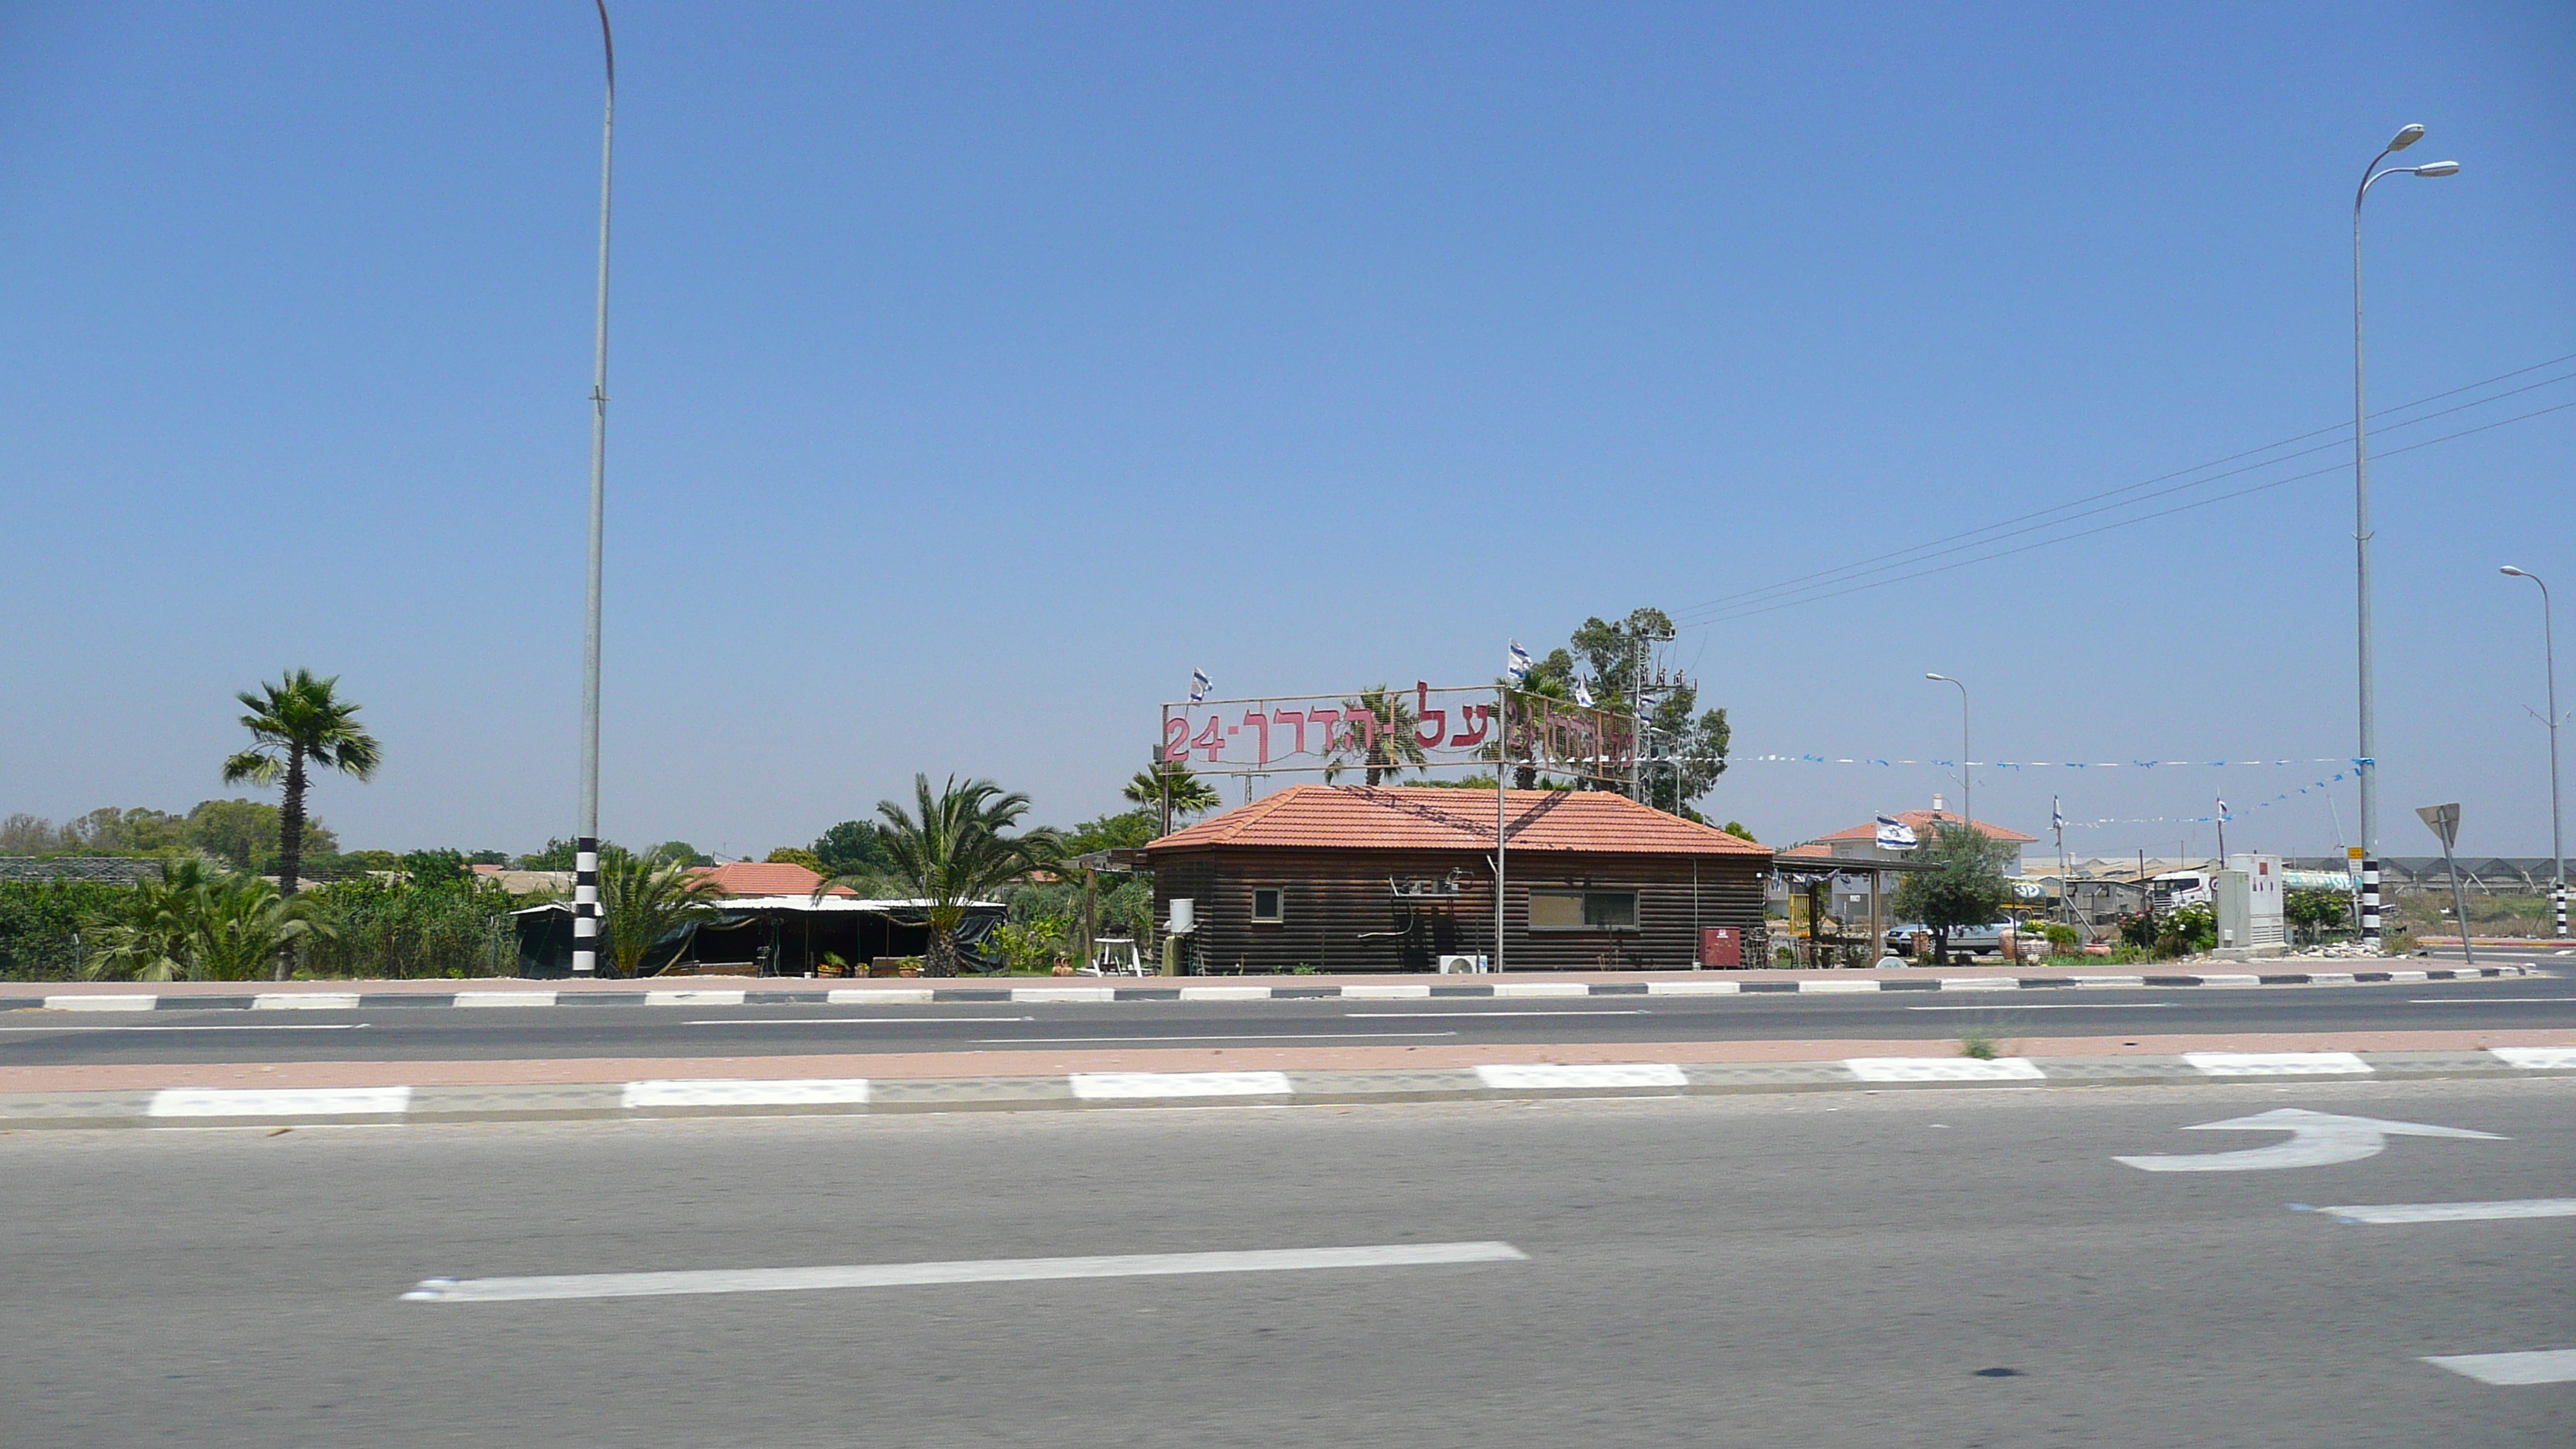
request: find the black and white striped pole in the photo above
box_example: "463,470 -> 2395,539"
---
2356,848 -> 2379,951
574,0 -> 615,976
2351,125 -> 2458,956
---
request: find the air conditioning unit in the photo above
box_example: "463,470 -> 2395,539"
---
1437,954 -> 1488,975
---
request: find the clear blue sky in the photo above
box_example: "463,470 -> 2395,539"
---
3,2 -> 2570,861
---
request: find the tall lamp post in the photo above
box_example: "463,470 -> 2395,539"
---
2352,123 -> 2460,954
1926,674 -> 1970,834
2502,566 -> 2567,937
574,0 -> 616,975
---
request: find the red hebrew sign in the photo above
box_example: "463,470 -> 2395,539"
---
1159,682 -> 1632,781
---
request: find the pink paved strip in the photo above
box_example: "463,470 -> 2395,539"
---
0,1028 -> 2568,1094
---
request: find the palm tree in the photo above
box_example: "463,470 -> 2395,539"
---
81,862 -> 328,981
831,774 -> 1060,977
1124,762 -> 1221,818
598,848 -> 728,977
221,670 -> 380,978
1494,649 -> 1578,790
189,873 -> 331,981
1323,684 -> 1430,786
83,861 -> 211,981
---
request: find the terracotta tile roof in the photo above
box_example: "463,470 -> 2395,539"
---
1144,786 -> 1768,857
1814,810 -> 2036,845
1780,843 -> 1834,858
687,861 -> 856,897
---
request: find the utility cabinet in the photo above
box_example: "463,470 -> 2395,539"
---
2215,853 -> 2287,958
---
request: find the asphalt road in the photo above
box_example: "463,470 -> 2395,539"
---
2,974 -> 2571,1066
5,1077 -> 2568,1446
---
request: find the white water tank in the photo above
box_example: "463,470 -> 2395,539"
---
1166,898 -> 1195,933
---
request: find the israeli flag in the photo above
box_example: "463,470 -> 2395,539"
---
2051,795 -> 2064,833
1573,679 -> 1595,709
1188,667 -> 1211,704
1875,815 -> 1917,850
2217,796 -> 2230,820
1506,640 -> 1533,685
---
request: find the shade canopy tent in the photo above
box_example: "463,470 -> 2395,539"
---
512,896 -> 1005,978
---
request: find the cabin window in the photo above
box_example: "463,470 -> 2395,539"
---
1251,887 -> 1284,923
1529,889 -> 1638,930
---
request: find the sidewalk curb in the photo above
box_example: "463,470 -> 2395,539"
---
2,965 -> 2535,1015
5,1046 -> 2567,1132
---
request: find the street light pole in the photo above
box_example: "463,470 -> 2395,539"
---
2352,122 -> 2458,954
1926,674 -> 1969,834
2502,567 -> 2567,936
574,0 -> 615,976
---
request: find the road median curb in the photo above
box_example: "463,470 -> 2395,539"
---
1,964 -> 2535,1016
3,1046 -> 2568,1131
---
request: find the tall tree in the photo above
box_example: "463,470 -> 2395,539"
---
832,775 -> 1060,977
811,820 -> 896,878
221,670 -> 379,978
1561,609 -> 1730,813
1889,824 -> 2015,964
1323,685 -> 1431,786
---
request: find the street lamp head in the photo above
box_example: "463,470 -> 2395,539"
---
2411,159 -> 2461,177
2502,566 -> 2532,578
2387,123 -> 2427,152
1925,673 -> 1952,683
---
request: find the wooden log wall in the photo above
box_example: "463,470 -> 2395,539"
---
1147,846 -> 1769,974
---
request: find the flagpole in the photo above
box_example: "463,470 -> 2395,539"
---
2054,795 -> 2067,928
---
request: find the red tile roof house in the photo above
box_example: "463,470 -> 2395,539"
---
1777,805 -> 2040,954
1139,785 -> 1772,974
1783,804 -> 2038,866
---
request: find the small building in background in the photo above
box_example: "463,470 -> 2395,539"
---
1139,785 -> 1770,973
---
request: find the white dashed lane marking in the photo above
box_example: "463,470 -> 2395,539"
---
981,1033 -> 1455,1043
1344,1010 -> 1650,1018
2308,1198 -> 2576,1225
0,1023 -> 371,1032
1845,1057 -> 2047,1082
401,1242 -> 1530,1303
1475,1064 -> 1688,1089
1068,1071 -> 1294,1099
685,1016 -> 1035,1026
1905,1003 -> 2176,1011
146,1087 -> 412,1118
622,1079 -> 872,1108
2421,1349 -> 2576,1386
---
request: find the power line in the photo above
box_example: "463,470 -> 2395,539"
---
1685,396 -> 2576,626
1670,352 -> 2576,626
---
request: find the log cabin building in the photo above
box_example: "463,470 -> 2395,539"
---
1139,785 -> 1772,973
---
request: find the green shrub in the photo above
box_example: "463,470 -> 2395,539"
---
2156,903 -> 2218,958
296,875 -> 517,978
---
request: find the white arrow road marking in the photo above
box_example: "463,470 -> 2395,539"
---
2114,1108 -> 2505,1172
2422,1349 -> 2576,1386
2306,1197 -> 2576,1225
400,1241 -> 1530,1303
